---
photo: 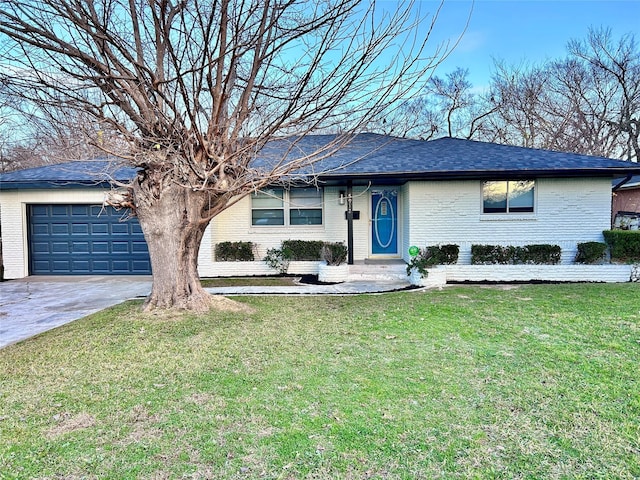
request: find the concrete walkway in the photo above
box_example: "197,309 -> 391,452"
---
0,276 -> 413,349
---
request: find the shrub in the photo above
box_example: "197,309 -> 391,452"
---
471,244 -> 561,265
214,241 -> 255,262
575,242 -> 608,264
280,240 -> 325,261
471,245 -> 509,265
264,240 -> 327,273
603,230 -> 640,262
264,247 -> 290,274
406,244 -> 459,277
524,244 -> 561,265
321,242 -> 348,266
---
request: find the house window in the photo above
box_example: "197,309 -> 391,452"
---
252,188 -> 285,225
289,188 -> 323,225
252,187 -> 323,226
483,180 -> 535,213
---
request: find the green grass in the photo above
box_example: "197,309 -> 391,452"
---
1,284 -> 639,479
200,276 -> 301,288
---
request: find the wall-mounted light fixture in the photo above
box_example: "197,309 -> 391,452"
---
339,191 -> 346,205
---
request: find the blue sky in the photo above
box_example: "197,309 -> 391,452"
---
413,0 -> 640,90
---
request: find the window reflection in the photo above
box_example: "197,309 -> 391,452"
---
483,180 -> 534,213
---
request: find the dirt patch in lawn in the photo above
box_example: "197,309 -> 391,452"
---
45,412 -> 96,438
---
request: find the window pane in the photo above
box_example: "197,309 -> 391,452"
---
252,209 -> 284,225
289,187 -> 322,208
508,180 -> 534,212
290,209 -> 323,225
252,189 -> 284,209
483,181 -> 507,213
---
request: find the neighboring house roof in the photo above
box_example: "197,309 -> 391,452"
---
612,175 -> 640,190
2,134 -> 640,190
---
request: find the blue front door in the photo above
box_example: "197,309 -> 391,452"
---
371,190 -> 398,255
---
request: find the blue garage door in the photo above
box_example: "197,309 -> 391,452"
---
28,204 -> 151,275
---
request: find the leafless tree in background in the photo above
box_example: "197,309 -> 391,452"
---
567,28 -> 639,162
486,29 -> 638,161
392,29 -> 638,163
385,67 -> 497,140
0,0 -> 454,311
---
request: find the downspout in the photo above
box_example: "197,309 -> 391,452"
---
613,174 -> 632,192
346,181 -> 354,265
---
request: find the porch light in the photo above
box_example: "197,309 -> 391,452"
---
339,191 -> 346,205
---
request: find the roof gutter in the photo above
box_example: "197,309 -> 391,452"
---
612,174 -> 633,192
318,167 -> 640,183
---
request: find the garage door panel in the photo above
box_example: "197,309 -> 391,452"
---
92,242 -> 110,253
51,223 -> 70,235
132,260 -> 151,272
31,224 -> 49,236
111,223 -> 130,235
52,242 -> 71,254
112,260 -> 132,272
52,260 -> 72,272
91,224 -> 109,235
112,241 -> 130,253
71,205 -> 90,216
51,205 -> 70,216
32,242 -> 50,254
28,204 -> 151,275
72,242 -> 90,253
72,260 -> 91,272
132,241 -> 148,253
30,205 -> 49,216
72,223 -> 90,235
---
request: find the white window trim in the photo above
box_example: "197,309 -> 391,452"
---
251,187 -> 324,228
480,179 -> 537,219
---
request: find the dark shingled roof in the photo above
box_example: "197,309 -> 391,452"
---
257,134 -> 640,182
0,159 -> 137,189
2,134 -> 639,190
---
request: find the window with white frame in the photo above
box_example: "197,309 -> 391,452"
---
482,180 -> 535,213
252,187 -> 323,226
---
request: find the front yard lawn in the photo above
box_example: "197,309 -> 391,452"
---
1,284 -> 638,479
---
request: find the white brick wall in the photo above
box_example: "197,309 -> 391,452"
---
203,186 -> 371,276
0,177 -> 617,279
404,178 -> 612,264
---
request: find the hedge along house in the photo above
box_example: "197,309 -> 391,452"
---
2,133 -> 640,282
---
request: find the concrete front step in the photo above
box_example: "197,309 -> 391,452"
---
348,260 -> 409,281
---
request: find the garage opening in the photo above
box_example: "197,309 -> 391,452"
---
28,204 -> 151,275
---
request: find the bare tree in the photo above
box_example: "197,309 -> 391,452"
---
486,62 -> 551,148
486,29 -> 639,161
0,0 -> 454,311
568,28 -> 640,162
389,67 -> 497,140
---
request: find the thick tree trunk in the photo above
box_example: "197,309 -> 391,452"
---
133,179 -> 213,312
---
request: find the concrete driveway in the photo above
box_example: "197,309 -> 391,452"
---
0,276 -> 152,349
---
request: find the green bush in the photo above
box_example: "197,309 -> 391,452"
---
321,242 -> 348,266
214,241 -> 255,261
471,244 -> 561,265
524,244 -> 561,265
603,230 -> 640,262
264,247 -> 290,274
264,240 -> 327,273
407,244 -> 459,277
281,240 -> 325,261
575,242 -> 608,264
471,245 -> 510,265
